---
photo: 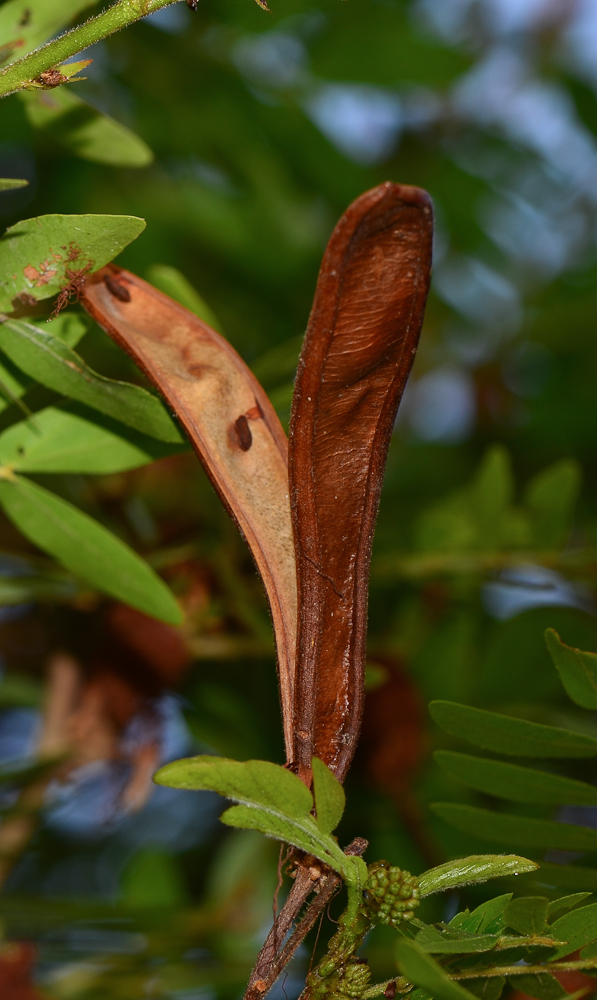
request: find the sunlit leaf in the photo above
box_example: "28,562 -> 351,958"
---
503,896 -> 548,935
0,213 -> 146,310
312,756 -> 345,834
429,700 -> 597,757
432,802 -> 597,850
434,750 -> 597,804
0,317 -> 183,442
549,902 -> 597,958
418,856 -> 537,897
20,89 -> 153,168
396,940 -> 476,1000
0,404 -> 183,474
0,474 -> 182,623
545,628 -> 597,709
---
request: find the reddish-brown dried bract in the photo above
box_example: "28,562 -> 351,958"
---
288,181 -> 433,782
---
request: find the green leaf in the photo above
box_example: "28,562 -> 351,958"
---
434,750 -> 597,804
549,902 -> 597,958
580,941 -> 597,960
418,856 -> 538,897
545,628 -> 597,710
396,939 -> 477,1000
0,0 -> 96,56
20,89 -> 153,168
429,701 -> 597,757
0,474 -> 181,624
458,894 -> 512,934
154,756 -> 348,873
415,925 -> 499,954
0,318 -> 182,442
432,803 -> 597,851
0,178 -> 28,190
0,404 -> 182,474
503,896 -> 549,935
524,459 -> 581,549
312,756 -> 345,834
44,311 -> 89,349
146,265 -> 222,331
464,978 -> 505,1000
548,893 -> 592,921
0,213 -> 146,311
511,974 -> 567,1000
0,671 -> 42,707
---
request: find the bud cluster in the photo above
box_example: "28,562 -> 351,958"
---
364,861 -> 420,926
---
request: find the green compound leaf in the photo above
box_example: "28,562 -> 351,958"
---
0,474 -> 181,624
429,701 -> 597,757
0,318 -> 182,442
432,803 -> 597,851
415,925 -> 499,954
154,756 -> 348,873
548,893 -> 592,921
396,939 -> 477,1000
0,404 -> 182,474
511,974 -> 567,1000
312,756 -> 345,834
545,628 -> 597,710
503,896 -> 549,935
0,214 -> 146,311
146,264 -> 222,331
0,178 -> 28,191
418,856 -> 538,897
0,1 -> 96,57
434,751 -> 597,805
20,89 -> 153,168
549,901 -> 597,958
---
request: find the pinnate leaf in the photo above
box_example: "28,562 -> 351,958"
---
396,940 -> 476,1000
432,803 -> 597,851
545,628 -> 597,710
0,404 -> 182,474
418,855 -> 537,897
0,474 -> 181,624
429,700 -> 597,757
435,750 -> 597,804
503,896 -> 548,935
0,214 -> 145,311
312,756 -> 345,834
0,318 -> 182,442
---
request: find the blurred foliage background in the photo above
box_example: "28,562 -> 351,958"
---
2,0 -> 597,996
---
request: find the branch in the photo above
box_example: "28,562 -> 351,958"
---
0,0 -> 180,99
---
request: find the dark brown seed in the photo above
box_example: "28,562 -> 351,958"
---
235,414 -> 253,451
384,981 -> 397,999
104,275 -> 131,302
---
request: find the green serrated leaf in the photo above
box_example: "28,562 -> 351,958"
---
0,318 -> 182,442
312,756 -> 345,835
20,89 -> 153,168
0,178 -> 28,190
0,404 -> 183,474
432,803 -> 597,851
0,213 -> 146,311
154,756 -> 347,872
511,974 -> 567,1000
503,896 -> 549,935
418,856 -> 537,897
429,701 -> 597,757
549,902 -> 597,958
146,265 -> 222,331
548,893 -> 592,921
434,750 -> 597,804
545,628 -> 597,710
0,0 -> 96,57
396,939 -> 477,1000
0,474 -> 181,624
415,925 -> 499,954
